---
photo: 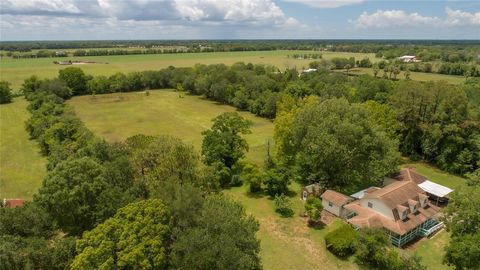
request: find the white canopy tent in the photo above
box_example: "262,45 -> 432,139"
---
418,180 -> 453,198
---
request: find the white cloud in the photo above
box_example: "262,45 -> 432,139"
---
354,10 -> 441,28
354,8 -> 480,29
283,0 -> 363,8
1,0 -> 81,15
445,7 -> 480,26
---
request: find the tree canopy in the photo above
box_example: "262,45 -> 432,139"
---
275,97 -> 400,193
71,199 -> 170,270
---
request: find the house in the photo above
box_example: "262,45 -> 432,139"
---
397,55 -> 418,63
301,183 -> 324,200
2,198 -> 25,208
320,190 -> 354,219
344,181 -> 441,247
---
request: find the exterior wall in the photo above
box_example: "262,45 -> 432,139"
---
359,198 -> 394,219
322,199 -> 341,217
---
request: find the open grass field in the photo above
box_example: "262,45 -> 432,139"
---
0,98 -> 46,199
1,50 -> 377,91
225,182 -> 358,270
68,89 -> 274,165
343,67 -> 465,84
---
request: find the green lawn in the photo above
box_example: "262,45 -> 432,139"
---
0,98 -> 46,199
408,230 -> 452,270
343,67 -> 465,84
68,90 -> 274,166
224,182 -> 358,270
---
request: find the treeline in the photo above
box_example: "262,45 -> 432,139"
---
2,40 -> 479,62
1,71 -> 263,268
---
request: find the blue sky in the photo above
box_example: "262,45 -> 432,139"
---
0,0 -> 479,40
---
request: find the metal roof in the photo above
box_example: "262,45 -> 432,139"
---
418,180 -> 453,198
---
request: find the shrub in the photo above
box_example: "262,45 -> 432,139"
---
0,81 -> 13,104
264,168 -> 290,196
324,223 -> 357,257
304,197 -> 323,224
274,194 -> 293,217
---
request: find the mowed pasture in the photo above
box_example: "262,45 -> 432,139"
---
68,90 -> 274,165
0,98 -> 46,199
1,50 -> 376,90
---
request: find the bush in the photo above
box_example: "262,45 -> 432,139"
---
0,81 -> 13,104
324,223 -> 357,257
264,168 -> 290,197
274,194 -> 293,217
304,197 -> 323,224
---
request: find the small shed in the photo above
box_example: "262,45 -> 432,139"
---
2,198 -> 25,208
301,183 -> 324,200
320,190 -> 354,218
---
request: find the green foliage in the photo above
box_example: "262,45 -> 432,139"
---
274,194 -> 294,217
277,97 -> 399,193
241,162 -> 263,193
0,203 -> 53,238
71,199 -> 170,270
304,196 -> 323,222
170,194 -> 261,270
0,81 -> 13,104
0,235 -> 76,270
58,67 -> 89,95
202,112 -> 252,168
264,168 -> 291,197
126,135 -> 200,193
443,171 -> 480,270
35,156 -> 134,235
324,223 -> 357,257
443,232 -> 480,270
390,80 -> 478,174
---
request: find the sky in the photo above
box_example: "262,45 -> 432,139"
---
0,0 -> 479,40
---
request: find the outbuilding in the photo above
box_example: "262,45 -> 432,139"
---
320,190 -> 354,218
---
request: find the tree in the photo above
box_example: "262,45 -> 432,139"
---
276,98 -> 399,193
125,135 -> 200,193
201,112 -> 252,186
392,66 -> 401,80
34,156 -> 132,235
404,70 -> 411,80
0,203 -> 53,238
274,194 -> 294,217
71,199 -> 170,270
344,64 -> 352,75
170,195 -> 261,270
442,171 -> 480,269
304,196 -> 323,224
264,168 -> 291,196
241,162 -> 263,193
373,66 -> 379,78
0,81 -> 13,104
324,223 -> 357,257
58,67 -> 89,95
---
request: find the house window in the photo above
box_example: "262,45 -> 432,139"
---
328,202 -> 333,207
368,202 -> 373,208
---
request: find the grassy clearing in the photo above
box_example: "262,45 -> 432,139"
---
344,67 -> 465,84
407,230 -> 452,270
68,90 -> 274,165
1,50 -> 378,91
0,98 -> 46,199
224,182 -> 358,270
403,162 -> 466,190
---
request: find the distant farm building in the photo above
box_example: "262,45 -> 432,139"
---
397,55 -> 418,63
2,198 -> 25,208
